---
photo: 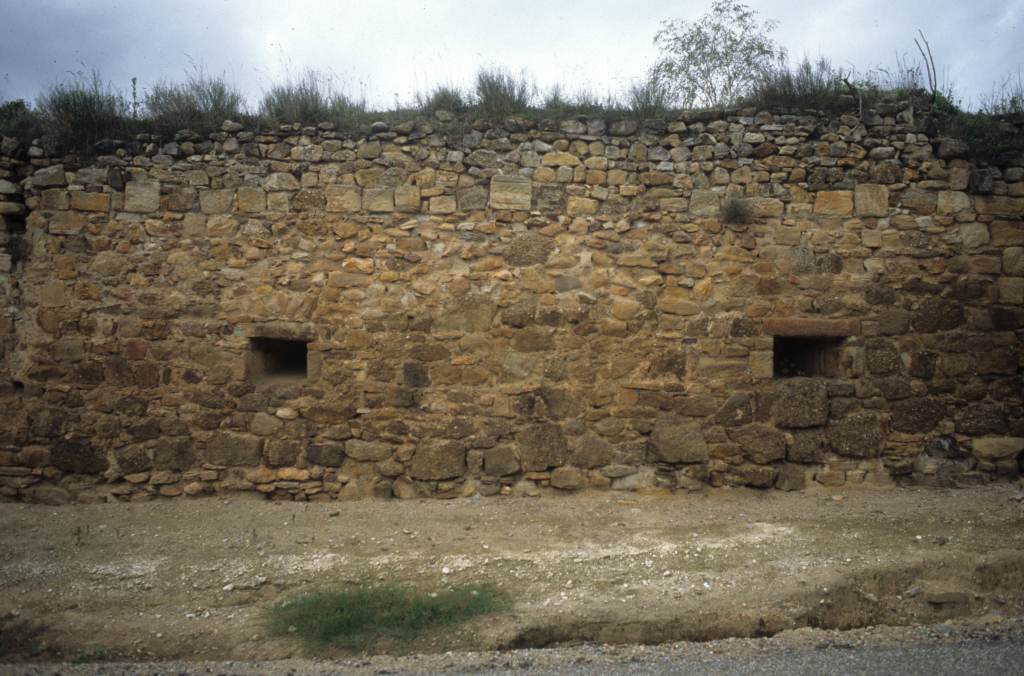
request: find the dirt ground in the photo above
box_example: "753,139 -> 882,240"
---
1,482 -> 1024,666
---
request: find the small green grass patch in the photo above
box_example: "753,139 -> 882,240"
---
266,582 -> 510,651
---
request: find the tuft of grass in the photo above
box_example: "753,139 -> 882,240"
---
979,68 -> 1024,115
145,66 -> 246,135
541,84 -> 614,117
746,56 -> 848,111
474,67 -> 535,118
36,69 -> 131,154
0,614 -> 46,658
260,69 -> 367,128
625,74 -> 673,119
0,99 -> 42,147
267,582 -> 510,651
69,644 -> 111,664
415,84 -> 470,113
721,195 -> 754,224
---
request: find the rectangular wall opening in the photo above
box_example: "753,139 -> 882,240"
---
773,336 -> 844,378
248,337 -> 308,380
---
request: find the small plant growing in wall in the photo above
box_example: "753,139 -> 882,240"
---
721,195 -> 754,224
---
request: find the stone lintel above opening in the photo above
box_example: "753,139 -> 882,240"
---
762,318 -> 860,337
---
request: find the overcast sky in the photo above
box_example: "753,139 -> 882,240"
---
1,0 -> 1021,110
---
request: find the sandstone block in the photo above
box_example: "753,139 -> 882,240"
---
542,151 -> 580,166
307,442 -> 346,467
650,415 -> 708,464
656,288 -> 699,316
395,185 -> 421,212
516,423 -> 568,471
891,397 -> 946,433
264,172 -> 300,191
814,190 -> 853,216
124,180 -> 160,212
827,413 -> 884,458
690,190 -> 719,216
345,440 -> 394,462
70,191 -> 110,212
409,440 -> 466,480
199,189 -> 234,214
566,196 -> 598,216
551,466 -> 584,490
326,185 -> 362,212
429,195 -> 456,214
33,164 -> 67,187
854,184 -> 888,217
730,424 -> 787,464
49,211 -> 87,235
364,188 -> 395,212
971,437 -> 1024,460
483,445 -> 519,476
774,378 -> 828,428
489,176 -> 532,210
50,438 -> 107,474
937,190 -> 971,214
204,432 -> 262,466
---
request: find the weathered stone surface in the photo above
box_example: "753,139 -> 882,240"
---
505,232 -> 554,266
345,440 -> 394,462
264,173 -> 300,191
204,432 -> 262,466
891,398 -> 946,433
788,430 -> 828,463
730,424 -> 787,464
325,185 -> 362,212
650,415 -> 708,464
551,466 -> 585,490
827,413 -> 885,458
854,184 -> 889,217
773,378 -> 828,428
434,296 -> 496,332
489,176 -> 532,210
307,442 -> 345,467
814,190 -> 853,216
483,445 -> 519,476
409,440 -> 466,480
971,437 -> 1024,460
3,107 -> 1022,501
516,423 -> 568,471
124,181 -> 160,212
50,438 -> 107,474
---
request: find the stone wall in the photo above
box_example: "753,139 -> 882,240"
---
1,103 -> 1022,504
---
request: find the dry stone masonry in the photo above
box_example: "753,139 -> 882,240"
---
1,103 -> 1022,504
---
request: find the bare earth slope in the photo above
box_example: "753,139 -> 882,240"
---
1,483 -> 1023,666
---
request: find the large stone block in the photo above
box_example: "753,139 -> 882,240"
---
325,185 -> 362,212
971,437 -> 1024,460
50,438 -> 107,474
854,184 -> 889,217
774,378 -> 828,428
827,413 -> 884,458
489,176 -> 532,210
124,180 -> 160,212
199,189 -> 235,214
891,398 -> 946,433
204,432 -> 262,466
483,445 -> 519,476
434,296 -> 496,332
306,442 -> 346,467
345,440 -> 394,461
650,415 -> 708,464
505,232 -> 554,266
516,423 -> 568,471
814,190 -> 853,216
363,188 -> 395,212
689,190 -> 720,216
409,439 -> 467,480
729,424 -> 786,464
